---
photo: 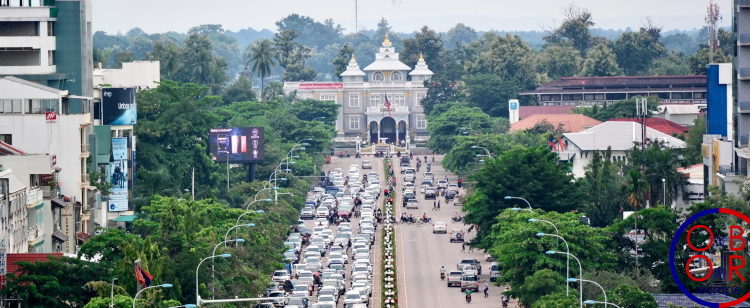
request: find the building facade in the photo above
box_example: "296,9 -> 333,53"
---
284,36 -> 433,145
520,75 -> 708,107
735,0 -> 750,182
0,169 -> 28,254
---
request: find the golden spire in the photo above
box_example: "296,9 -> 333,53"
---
351,54 -> 357,62
418,53 -> 424,62
383,33 -> 392,47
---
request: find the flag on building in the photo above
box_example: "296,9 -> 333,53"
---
384,94 -> 392,116
548,136 -> 557,151
134,259 -> 153,288
557,136 -> 566,151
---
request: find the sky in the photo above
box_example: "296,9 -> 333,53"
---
93,0 -> 733,34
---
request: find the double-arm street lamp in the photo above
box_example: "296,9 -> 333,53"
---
547,250 -> 583,308
570,278 -> 610,307
196,254 -> 231,307
133,283 -> 173,308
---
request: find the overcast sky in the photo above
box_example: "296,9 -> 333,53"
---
93,0 -> 732,34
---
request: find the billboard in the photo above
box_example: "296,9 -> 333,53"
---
107,137 -> 129,212
209,127 -> 265,163
102,88 -> 137,125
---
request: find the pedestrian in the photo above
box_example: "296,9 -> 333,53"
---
483,281 -> 489,298
458,178 -> 463,188
461,242 -> 466,252
433,201 -> 437,211
437,201 -> 441,211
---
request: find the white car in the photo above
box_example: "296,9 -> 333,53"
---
272,270 -> 290,283
316,207 -> 329,218
361,160 -> 372,169
432,221 -> 448,234
343,290 -> 367,305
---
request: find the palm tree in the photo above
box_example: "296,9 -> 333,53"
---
625,169 -> 648,278
246,39 -> 276,100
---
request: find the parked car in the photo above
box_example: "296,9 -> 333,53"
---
490,262 -> 500,282
432,221 -> 447,234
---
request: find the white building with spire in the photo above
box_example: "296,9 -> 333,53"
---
283,35 -> 433,146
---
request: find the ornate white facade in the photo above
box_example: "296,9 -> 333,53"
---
283,35 -> 433,145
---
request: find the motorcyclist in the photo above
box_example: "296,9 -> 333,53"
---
422,213 -> 429,222
440,266 -> 446,280
465,289 -> 472,303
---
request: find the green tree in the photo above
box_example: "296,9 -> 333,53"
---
147,40 -> 182,80
332,43 -> 355,79
685,117 -> 705,164
426,105 -> 495,153
543,5 -> 596,54
465,33 -> 538,91
687,45 -> 733,75
177,33 -> 228,94
262,81 -> 285,101
573,96 -> 659,121
580,43 -> 621,77
465,146 -> 584,247
541,45 -> 582,79
512,269 -> 565,306
422,77 -> 464,116
612,23 -> 666,75
114,50 -> 134,68
247,39 -> 276,99
188,24 -> 224,35
442,132 -> 547,175
625,142 -> 688,207
83,295 -> 133,308
273,30 -> 298,69
222,75 -> 257,104
445,23 -> 478,49
580,149 -> 628,227
464,73 -> 519,117
533,291 -> 579,308
400,26 -> 444,71
608,284 -> 658,308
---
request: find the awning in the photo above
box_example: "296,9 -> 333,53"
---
113,215 -> 137,222
51,231 -> 67,242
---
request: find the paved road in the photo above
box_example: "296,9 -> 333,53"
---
394,155 -> 516,308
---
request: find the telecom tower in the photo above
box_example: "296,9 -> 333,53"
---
706,0 -> 722,63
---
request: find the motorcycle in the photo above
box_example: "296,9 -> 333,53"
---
452,216 -> 463,222
466,294 -> 472,303
440,272 -> 445,280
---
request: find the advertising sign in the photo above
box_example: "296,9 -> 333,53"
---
209,127 -> 265,163
669,208 -> 750,306
107,138 -> 129,212
102,88 -> 137,125
299,83 -> 343,90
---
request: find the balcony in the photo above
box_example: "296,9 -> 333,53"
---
80,143 -> 89,153
0,5 -> 52,19
80,173 -> 90,187
26,187 -> 43,207
741,101 -> 750,113
739,68 -> 750,80
365,105 -> 410,116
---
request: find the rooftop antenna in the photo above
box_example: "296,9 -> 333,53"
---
354,0 -> 358,34
706,0 -> 722,63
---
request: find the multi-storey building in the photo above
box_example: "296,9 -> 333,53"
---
735,0 -> 750,181
0,168 -> 28,254
284,35 -> 433,146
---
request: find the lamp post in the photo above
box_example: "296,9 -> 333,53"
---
535,229 -> 570,296
109,277 -> 118,308
223,223 -> 256,244
244,198 -> 272,211
235,209 -> 266,226
504,196 -> 532,210
211,239 -> 245,299
570,278 -> 608,307
509,207 -> 533,212
133,283 -> 173,308
196,254 -> 231,307
547,250 -> 583,308
470,145 -> 492,158
661,178 -> 666,207
584,300 -> 621,308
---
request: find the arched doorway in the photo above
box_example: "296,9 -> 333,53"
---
380,117 -> 396,144
398,121 -> 407,143
369,121 -> 379,144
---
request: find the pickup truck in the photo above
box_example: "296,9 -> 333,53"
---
460,274 -> 480,292
457,258 -> 482,275
446,271 -> 463,287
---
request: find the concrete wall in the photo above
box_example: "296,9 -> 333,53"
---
92,61 -> 160,89
0,154 -> 54,187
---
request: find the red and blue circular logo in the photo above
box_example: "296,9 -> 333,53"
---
669,208 -> 750,307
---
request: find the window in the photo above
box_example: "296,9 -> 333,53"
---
694,92 -> 706,99
0,100 -> 23,114
348,115 -> 360,130
26,99 -> 57,114
48,50 -> 55,65
392,72 -> 402,81
415,93 -> 425,106
562,94 -> 582,100
47,21 -> 54,36
416,115 -> 427,129
0,134 -> 11,145
605,93 -> 626,100
391,94 -> 405,107
370,94 -> 381,107
348,93 -> 359,107
373,72 -> 384,81
319,94 -> 336,103
672,92 -> 693,99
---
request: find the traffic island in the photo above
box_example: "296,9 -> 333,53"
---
381,156 -> 399,308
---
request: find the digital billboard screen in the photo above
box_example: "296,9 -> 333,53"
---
102,88 -> 137,125
209,127 -> 265,163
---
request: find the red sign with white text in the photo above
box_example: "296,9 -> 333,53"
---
45,112 -> 57,121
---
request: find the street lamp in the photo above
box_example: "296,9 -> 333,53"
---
509,207 -> 533,212
584,300 -> 621,308
471,145 -> 492,158
536,230 -> 570,296
110,278 -> 118,308
211,239 -> 245,299
244,198 -> 272,211
223,223 -> 256,243
133,283 -> 173,308
547,250 -> 583,308
661,178 -> 666,206
570,278 -> 608,307
196,254 -> 231,307
235,209 -> 266,225
505,196 -> 532,210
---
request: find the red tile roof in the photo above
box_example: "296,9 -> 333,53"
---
519,106 -> 574,119
609,118 -> 689,135
510,114 -> 602,133
0,253 -> 63,285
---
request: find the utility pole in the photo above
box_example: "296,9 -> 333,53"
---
191,167 -> 195,201
354,0 -> 358,34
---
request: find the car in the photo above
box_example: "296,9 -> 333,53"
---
300,207 -> 315,219
490,262 -> 500,282
316,207 -> 329,218
485,253 -> 496,262
318,285 -> 340,299
402,182 -> 416,192
311,303 -> 336,308
432,221 -> 447,234
286,297 -> 310,308
254,303 -> 275,308
447,183 -> 459,192
445,189 -> 458,200
460,274 -> 480,292
450,229 -> 465,242
460,264 -> 479,276
437,179 -> 448,189
403,174 -> 415,183
447,271 -> 463,287
457,258 -> 482,275
268,290 -> 287,307
403,190 -> 416,201
361,160 -> 372,169
317,295 -> 336,304
399,157 -> 410,167
424,188 -> 436,199
405,199 -> 419,209
343,290 -> 366,305
272,270 -> 290,283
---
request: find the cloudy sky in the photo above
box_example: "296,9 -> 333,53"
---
93,0 -> 732,34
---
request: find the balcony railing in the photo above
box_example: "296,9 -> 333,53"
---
26,187 -> 43,206
80,173 -> 90,184
366,106 -> 409,114
81,143 -> 89,153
